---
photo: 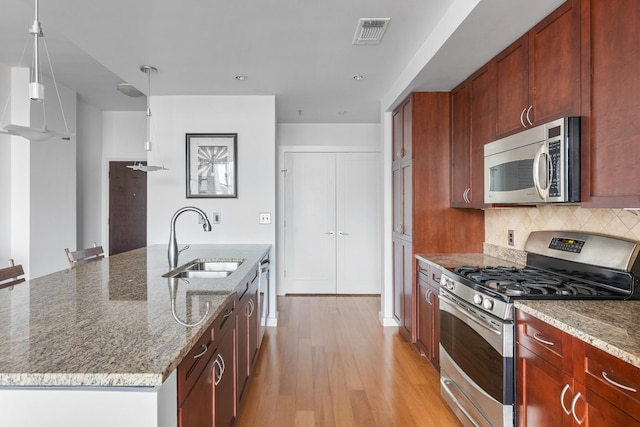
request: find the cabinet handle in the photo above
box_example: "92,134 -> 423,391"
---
520,107 -> 527,128
247,299 -> 255,317
425,289 -> 433,306
526,105 -> 533,126
533,333 -> 555,346
193,343 -> 208,360
570,391 -> 585,425
462,188 -> 471,204
338,231 -> 349,236
213,356 -> 223,385
560,384 -> 571,415
432,273 -> 441,284
602,371 -> 637,393
223,308 -> 234,318
325,231 -> 335,236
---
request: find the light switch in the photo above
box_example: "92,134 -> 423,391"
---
259,212 -> 271,224
212,212 -> 221,224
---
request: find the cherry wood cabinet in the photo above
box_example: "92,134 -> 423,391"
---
415,260 -> 440,370
580,0 -> 640,207
495,0 -> 581,138
237,270 -> 259,405
178,298 -> 236,427
450,64 -> 494,208
392,92 -> 484,342
517,309 -> 640,426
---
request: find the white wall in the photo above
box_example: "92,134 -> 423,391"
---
76,100 -> 103,250
145,95 -> 276,249
0,64 -> 11,263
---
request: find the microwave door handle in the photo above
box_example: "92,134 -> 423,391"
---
533,145 -> 549,200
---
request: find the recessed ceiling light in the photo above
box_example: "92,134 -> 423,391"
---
353,75 -> 366,81
235,75 -> 248,81
338,111 -> 349,116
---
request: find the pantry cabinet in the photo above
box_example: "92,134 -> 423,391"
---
580,0 -> 640,207
392,92 -> 484,341
517,309 -> 640,426
495,0 -> 581,138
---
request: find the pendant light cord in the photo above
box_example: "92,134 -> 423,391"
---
42,37 -> 70,135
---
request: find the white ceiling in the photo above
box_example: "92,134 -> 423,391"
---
0,0 -> 564,123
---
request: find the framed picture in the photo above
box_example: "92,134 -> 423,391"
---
186,133 -> 237,198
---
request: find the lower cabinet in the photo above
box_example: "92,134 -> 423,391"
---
415,259 -> 440,370
516,309 -> 640,426
178,265 -> 262,427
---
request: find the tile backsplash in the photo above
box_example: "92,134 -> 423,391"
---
485,205 -> 640,251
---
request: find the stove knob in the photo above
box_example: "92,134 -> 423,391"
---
483,298 -> 494,310
473,294 -> 483,305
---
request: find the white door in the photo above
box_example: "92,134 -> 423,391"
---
284,152 -> 381,294
284,152 -> 337,293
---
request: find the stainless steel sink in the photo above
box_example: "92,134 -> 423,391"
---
170,270 -> 231,279
163,258 -> 245,279
186,261 -> 243,272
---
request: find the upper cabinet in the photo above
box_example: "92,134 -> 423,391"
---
581,0 -> 640,207
495,0 -> 582,138
450,64 -> 495,208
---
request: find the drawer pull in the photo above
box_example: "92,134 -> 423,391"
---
602,371 -> 637,393
223,308 -> 234,318
560,384 -> 571,415
533,333 -> 555,346
193,344 -> 208,360
570,392 -> 584,425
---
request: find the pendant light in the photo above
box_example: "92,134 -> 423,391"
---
127,65 -> 167,172
0,0 -> 70,141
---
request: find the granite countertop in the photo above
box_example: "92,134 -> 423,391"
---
515,300 -> 640,369
416,252 -> 640,370
0,244 -> 270,388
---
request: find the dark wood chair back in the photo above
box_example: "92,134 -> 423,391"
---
65,244 -> 105,267
0,263 -> 25,290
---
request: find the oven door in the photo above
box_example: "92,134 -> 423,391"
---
439,289 -> 514,427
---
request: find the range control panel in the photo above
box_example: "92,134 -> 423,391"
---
549,237 -> 585,253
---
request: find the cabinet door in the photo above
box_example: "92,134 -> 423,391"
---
468,64 -> 495,207
529,0 -> 581,125
236,291 -> 250,404
517,344 -> 575,427
495,35 -> 529,137
392,237 -> 403,324
401,239 -> 413,339
582,0 -> 640,207
416,279 -> 438,368
584,388 -> 640,426
402,161 -> 412,237
402,98 -> 413,160
214,326 -> 236,427
392,108 -> 403,162
178,351 -> 215,427
392,165 -> 403,234
450,82 -> 471,207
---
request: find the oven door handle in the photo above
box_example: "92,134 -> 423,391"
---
440,377 -> 490,427
440,295 -> 501,337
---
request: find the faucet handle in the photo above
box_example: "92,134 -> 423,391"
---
179,245 -> 190,254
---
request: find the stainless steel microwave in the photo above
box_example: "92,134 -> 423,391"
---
484,117 -> 581,205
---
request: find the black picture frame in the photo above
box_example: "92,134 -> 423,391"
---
186,133 -> 238,198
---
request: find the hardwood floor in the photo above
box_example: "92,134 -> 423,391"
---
235,295 -> 462,427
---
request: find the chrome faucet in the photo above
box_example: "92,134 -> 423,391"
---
168,206 -> 212,268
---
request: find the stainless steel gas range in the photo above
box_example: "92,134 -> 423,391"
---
438,230 -> 640,427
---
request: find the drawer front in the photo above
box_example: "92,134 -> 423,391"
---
516,310 -> 570,371
582,341 -> 640,421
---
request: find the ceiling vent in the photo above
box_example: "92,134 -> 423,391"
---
352,18 -> 391,45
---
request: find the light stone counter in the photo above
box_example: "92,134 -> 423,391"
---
0,244 -> 270,387
515,300 -> 640,369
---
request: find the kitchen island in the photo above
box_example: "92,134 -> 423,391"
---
0,244 -> 270,427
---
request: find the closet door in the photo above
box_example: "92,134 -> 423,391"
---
336,153 -> 381,294
284,152 -> 337,293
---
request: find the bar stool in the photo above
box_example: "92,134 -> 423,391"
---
0,259 -> 25,290
65,243 -> 105,267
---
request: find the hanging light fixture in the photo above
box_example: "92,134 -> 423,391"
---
0,0 -> 70,141
127,65 -> 167,172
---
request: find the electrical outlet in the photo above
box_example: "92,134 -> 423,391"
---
508,229 -> 515,246
212,212 -> 221,224
259,212 -> 271,224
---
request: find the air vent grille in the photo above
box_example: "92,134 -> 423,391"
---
352,18 -> 391,45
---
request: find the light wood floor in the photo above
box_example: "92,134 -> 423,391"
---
235,295 -> 463,427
